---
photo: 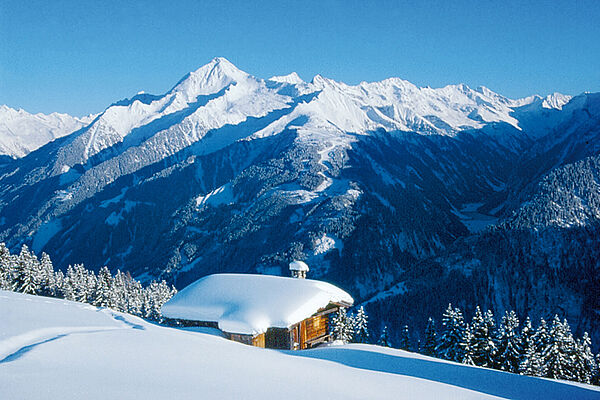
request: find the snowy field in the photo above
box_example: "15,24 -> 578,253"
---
1,290 -> 599,400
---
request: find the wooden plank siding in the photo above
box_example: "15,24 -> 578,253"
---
229,333 -> 254,346
162,318 -> 219,328
252,333 -> 265,348
166,303 -> 345,350
303,313 -> 329,347
265,327 -> 290,349
290,307 -> 337,350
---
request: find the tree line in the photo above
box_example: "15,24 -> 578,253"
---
0,243 -> 176,321
331,303 -> 600,386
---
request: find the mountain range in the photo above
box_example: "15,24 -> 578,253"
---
1,57 -> 598,346
0,105 -> 95,160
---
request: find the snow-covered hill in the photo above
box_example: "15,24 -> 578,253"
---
0,57 -> 598,350
2,290 -> 598,399
0,105 -> 95,158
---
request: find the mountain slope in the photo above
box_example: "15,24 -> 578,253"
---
0,58 -> 597,347
3,290 -> 599,399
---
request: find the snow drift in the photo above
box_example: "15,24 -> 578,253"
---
2,291 -> 599,399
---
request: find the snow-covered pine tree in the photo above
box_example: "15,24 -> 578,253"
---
37,252 -> 56,296
573,332 -> 597,384
353,306 -> 369,343
53,269 -> 65,298
520,317 -> 535,359
594,354 -> 600,385
68,264 -> 93,303
15,245 -> 40,295
495,310 -> 522,373
111,270 -> 128,312
0,244 -> 174,322
63,265 -> 78,301
422,317 -> 437,357
436,304 -> 465,362
330,306 -> 354,342
471,306 -> 497,367
153,280 -> 177,321
519,342 -> 546,377
0,242 -> 15,290
533,317 -> 550,356
461,323 -> 475,365
562,318 -> 579,381
126,279 -> 144,317
378,325 -> 391,347
543,315 -> 575,380
60,266 -> 76,301
85,268 -> 98,302
93,266 -> 113,307
398,324 -> 410,350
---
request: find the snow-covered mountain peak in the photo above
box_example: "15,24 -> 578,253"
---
170,57 -> 253,101
290,75 -> 530,135
310,74 -> 335,89
542,92 -> 572,110
269,72 -> 304,85
0,105 -> 91,158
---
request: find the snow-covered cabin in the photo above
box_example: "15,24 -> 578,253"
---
161,273 -> 353,350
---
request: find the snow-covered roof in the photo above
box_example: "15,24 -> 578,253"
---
289,260 -> 309,271
161,274 -> 353,335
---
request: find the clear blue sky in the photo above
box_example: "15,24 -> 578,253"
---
1,0 -> 599,116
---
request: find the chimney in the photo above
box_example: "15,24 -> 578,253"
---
289,260 -> 309,279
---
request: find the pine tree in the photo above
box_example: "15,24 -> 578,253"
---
422,317 -> 437,357
126,279 -> 144,316
93,266 -> 113,307
53,270 -> 65,298
37,252 -> 56,296
573,332 -> 597,383
60,267 -> 76,301
330,307 -> 354,342
471,306 -> 497,367
520,317 -> 535,359
543,315 -> 574,380
398,324 -> 410,350
519,342 -> 546,377
111,270 -> 128,312
495,310 -> 522,373
436,304 -> 465,362
0,243 -> 176,322
15,245 -> 40,295
533,317 -> 550,356
378,325 -> 391,347
461,323 -> 475,365
66,264 -> 93,303
353,306 -> 369,343
593,354 -> 600,386
0,242 -> 15,290
148,280 -> 177,322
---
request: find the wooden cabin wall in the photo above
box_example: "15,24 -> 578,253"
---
305,313 -> 329,343
252,333 -> 265,348
300,320 -> 307,349
229,333 -> 254,346
265,328 -> 290,349
162,318 -> 219,328
298,313 -> 330,349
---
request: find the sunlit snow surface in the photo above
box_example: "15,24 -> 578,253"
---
0,105 -> 95,158
2,291 -> 599,400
